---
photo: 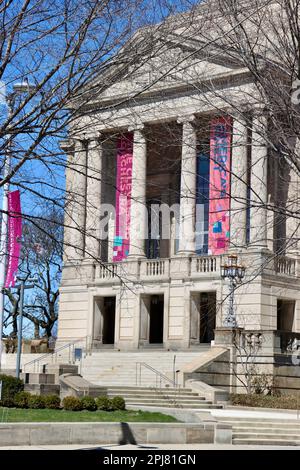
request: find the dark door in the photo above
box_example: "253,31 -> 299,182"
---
200,292 -> 216,343
149,295 -> 164,344
102,297 -> 116,344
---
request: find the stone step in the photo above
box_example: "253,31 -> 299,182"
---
107,392 -> 205,399
106,386 -> 191,392
220,417 -> 300,424
233,432 -> 300,439
233,426 -> 300,433
107,387 -> 199,397
233,438 -> 300,446
230,423 -> 300,430
124,398 -> 212,405
131,402 -> 223,409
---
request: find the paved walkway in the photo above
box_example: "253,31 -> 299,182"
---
209,408 -> 300,420
0,443 -> 299,450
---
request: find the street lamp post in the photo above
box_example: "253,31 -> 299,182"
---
221,254 -> 245,328
0,81 -> 35,371
15,277 -> 35,379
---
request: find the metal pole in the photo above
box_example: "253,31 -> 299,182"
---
224,277 -> 237,328
16,279 -> 25,379
0,98 -> 12,371
173,354 -> 176,386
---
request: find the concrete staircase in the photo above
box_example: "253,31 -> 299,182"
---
106,385 -> 223,409
220,417 -> 300,446
78,347 -> 210,387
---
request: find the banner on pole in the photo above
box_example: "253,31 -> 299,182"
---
208,116 -> 232,255
5,190 -> 22,288
113,133 -> 133,261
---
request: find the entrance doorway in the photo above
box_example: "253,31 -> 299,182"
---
149,295 -> 164,344
190,292 -> 216,344
277,299 -> 295,332
93,296 -> 116,346
140,294 -> 164,346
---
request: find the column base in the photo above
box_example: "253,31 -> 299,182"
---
175,250 -> 196,257
127,254 -> 147,260
214,327 -> 244,347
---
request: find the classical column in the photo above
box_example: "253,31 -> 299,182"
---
128,126 -> 147,258
286,159 -> 300,256
85,138 -> 102,259
61,139 -> 86,260
249,113 -> 268,249
230,116 -> 248,250
177,115 -> 197,255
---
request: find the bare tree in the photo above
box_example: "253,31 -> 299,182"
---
3,208 -> 63,343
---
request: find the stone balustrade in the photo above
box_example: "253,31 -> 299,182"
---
274,256 -> 297,276
93,253 -> 298,285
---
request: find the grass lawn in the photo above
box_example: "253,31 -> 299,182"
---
0,407 -> 178,423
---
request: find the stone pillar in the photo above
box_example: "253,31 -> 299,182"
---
62,139 -> 86,260
108,212 -> 115,262
249,113 -> 268,249
177,116 -> 197,255
230,116 -> 248,250
128,126 -> 147,258
286,149 -> 300,256
85,138 -> 102,259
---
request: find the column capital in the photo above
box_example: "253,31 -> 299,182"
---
128,123 -> 144,132
230,110 -> 249,125
87,135 -> 103,144
252,104 -> 269,120
177,114 -> 196,125
59,139 -> 75,152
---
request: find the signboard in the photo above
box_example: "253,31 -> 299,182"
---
113,133 -> 133,261
208,116 -> 232,255
5,190 -> 22,288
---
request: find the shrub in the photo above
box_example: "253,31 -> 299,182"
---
1,398 -> 15,408
95,395 -> 112,411
80,396 -> 97,411
111,396 -> 125,411
28,394 -> 46,409
62,396 -> 83,411
0,374 -> 23,403
44,395 -> 61,410
230,393 -> 300,410
14,391 -> 31,408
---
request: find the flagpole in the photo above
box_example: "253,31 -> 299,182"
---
0,81 -> 34,371
0,101 -> 11,371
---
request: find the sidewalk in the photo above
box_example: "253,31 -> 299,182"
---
209,408 -> 300,420
0,443 -> 299,450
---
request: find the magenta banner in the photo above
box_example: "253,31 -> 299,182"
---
208,116 -> 232,255
5,190 -> 22,288
113,133 -> 133,261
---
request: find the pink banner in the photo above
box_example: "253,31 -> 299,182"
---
113,133 -> 133,261
5,190 -> 22,288
208,116 -> 232,255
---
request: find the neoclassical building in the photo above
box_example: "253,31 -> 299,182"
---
57,8 -> 300,354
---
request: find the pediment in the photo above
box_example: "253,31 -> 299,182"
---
84,32 -> 247,107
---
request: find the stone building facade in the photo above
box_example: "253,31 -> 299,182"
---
57,11 -> 300,356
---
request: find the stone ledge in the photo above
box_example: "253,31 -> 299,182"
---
0,422 -> 221,446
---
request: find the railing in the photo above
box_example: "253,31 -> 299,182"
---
275,256 -> 296,276
190,256 -> 219,276
97,263 -> 120,280
135,362 -> 178,389
275,330 -> 300,353
195,256 -> 218,273
23,336 -> 90,373
145,260 -> 166,276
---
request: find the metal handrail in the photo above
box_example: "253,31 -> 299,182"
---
23,336 -> 90,373
135,361 -> 177,388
